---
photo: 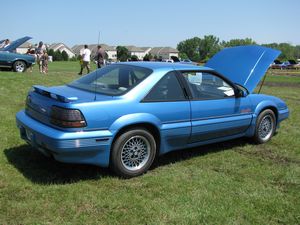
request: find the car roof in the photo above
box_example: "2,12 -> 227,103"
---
116,61 -> 213,72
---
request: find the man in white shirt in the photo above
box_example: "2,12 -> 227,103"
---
78,44 -> 91,75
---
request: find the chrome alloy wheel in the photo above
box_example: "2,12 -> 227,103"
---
121,135 -> 150,171
258,114 -> 274,141
15,61 -> 25,72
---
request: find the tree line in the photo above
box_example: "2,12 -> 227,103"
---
177,35 -> 300,62
47,49 -> 70,61
47,35 -> 300,62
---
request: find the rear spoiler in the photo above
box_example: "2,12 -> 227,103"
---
33,85 -> 78,103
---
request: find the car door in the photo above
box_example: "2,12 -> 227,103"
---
0,52 -> 9,67
180,71 -> 253,143
142,71 -> 191,152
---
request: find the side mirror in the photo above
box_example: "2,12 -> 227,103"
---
236,89 -> 247,98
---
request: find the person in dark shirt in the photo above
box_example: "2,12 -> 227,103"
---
95,45 -> 105,68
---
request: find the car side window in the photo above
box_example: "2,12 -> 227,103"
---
182,71 -> 235,100
143,71 -> 186,102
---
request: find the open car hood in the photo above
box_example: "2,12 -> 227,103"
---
1,36 -> 32,52
205,45 -> 281,93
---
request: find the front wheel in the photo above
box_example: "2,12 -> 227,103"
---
253,109 -> 276,144
111,128 -> 156,178
13,60 -> 27,72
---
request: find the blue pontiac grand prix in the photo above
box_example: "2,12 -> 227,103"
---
16,46 -> 289,177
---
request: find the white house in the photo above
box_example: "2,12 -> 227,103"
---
16,41 -> 33,54
125,46 -> 151,60
149,47 -> 179,60
49,43 -> 75,58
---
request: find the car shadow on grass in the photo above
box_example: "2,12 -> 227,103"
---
5,138 -> 250,184
152,137 -> 249,169
4,145 -> 112,184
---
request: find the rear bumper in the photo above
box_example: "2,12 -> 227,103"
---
16,110 -> 113,167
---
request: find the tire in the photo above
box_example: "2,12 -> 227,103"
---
13,60 -> 27,72
111,128 -> 156,178
253,109 -> 276,144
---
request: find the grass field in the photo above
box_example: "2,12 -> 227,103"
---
0,62 -> 299,224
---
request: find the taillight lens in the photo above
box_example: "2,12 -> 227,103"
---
50,106 -> 87,128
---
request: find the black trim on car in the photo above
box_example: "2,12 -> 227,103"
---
141,70 -> 190,103
176,69 -> 242,101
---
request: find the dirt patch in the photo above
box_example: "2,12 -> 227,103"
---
268,70 -> 300,77
263,81 -> 300,88
236,148 -> 300,166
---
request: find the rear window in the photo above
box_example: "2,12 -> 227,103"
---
68,64 -> 152,96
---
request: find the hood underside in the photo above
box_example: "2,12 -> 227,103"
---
1,36 -> 32,52
205,45 -> 281,93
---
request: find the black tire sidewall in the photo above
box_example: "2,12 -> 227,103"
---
111,128 -> 156,178
254,109 -> 276,144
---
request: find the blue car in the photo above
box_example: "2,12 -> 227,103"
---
0,36 -> 35,72
16,46 -> 289,177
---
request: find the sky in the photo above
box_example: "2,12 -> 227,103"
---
1,0 -> 300,48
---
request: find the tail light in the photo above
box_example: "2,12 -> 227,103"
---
50,106 -> 87,128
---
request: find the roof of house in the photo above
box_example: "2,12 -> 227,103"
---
124,45 -> 145,52
149,47 -> 179,55
49,43 -> 74,54
18,41 -> 33,48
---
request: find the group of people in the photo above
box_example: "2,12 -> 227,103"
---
26,41 -> 48,74
78,45 -> 105,75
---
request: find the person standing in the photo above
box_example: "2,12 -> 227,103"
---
96,45 -> 105,68
36,41 -> 46,73
26,44 -> 36,72
41,50 -> 49,74
78,44 -> 91,75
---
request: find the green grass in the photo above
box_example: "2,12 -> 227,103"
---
0,62 -> 299,224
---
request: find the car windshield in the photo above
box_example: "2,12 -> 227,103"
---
68,64 -> 152,96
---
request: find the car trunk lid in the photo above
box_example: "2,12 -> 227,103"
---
25,85 -> 113,129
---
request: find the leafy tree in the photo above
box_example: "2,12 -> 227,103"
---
48,49 -> 55,57
178,52 -> 189,60
177,37 -> 201,62
116,46 -> 130,62
53,50 -> 63,61
61,50 -> 69,61
143,53 -> 153,61
130,55 -> 139,61
294,45 -> 300,60
263,43 -> 295,61
198,35 -> 220,62
221,38 -> 256,48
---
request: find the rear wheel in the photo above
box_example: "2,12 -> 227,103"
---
13,60 -> 27,72
111,128 -> 156,178
253,109 -> 276,144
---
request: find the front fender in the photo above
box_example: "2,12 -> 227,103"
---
254,100 -> 278,116
245,100 -> 278,137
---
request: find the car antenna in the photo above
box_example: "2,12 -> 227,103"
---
258,69 -> 268,94
94,30 -> 101,101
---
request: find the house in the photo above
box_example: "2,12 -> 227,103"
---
16,41 -> 32,54
49,43 -> 75,58
125,46 -> 151,60
149,47 -> 179,60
